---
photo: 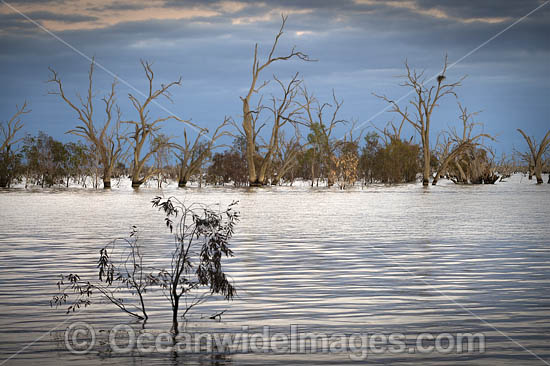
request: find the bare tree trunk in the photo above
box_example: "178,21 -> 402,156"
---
375,57 -> 463,188
124,61 -> 187,189
535,159 -> 543,184
423,136 -> 430,186
456,161 -> 467,183
243,99 -> 259,186
49,63 -> 124,190
517,129 -> 550,185
240,16 -> 310,187
103,166 -> 112,189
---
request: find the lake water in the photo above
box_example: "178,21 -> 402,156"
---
0,175 -> 549,365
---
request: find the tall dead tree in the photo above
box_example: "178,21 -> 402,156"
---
517,128 -> 550,184
48,61 -> 125,189
123,60 -> 191,188
432,104 -> 494,185
173,118 -> 229,187
237,72 -> 308,185
241,15 -> 311,186
375,56 -> 464,185
0,102 -> 30,188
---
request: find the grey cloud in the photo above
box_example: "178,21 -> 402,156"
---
0,0 -> 548,152
413,0 -> 549,19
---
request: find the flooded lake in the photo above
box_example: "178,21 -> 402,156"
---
0,175 -> 549,365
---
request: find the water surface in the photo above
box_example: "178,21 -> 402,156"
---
0,176 -> 549,365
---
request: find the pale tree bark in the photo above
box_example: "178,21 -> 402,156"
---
300,88 -> 346,187
48,60 -> 126,189
241,15 -> 311,186
375,56 -> 464,186
517,128 -> 550,184
122,60 -> 194,188
0,102 -> 30,188
270,129 -> 302,185
173,118 -> 229,187
515,149 -> 534,180
432,104 -> 494,185
257,74 -> 306,185
495,153 -> 514,180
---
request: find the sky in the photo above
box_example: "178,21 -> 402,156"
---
1,0 -> 549,156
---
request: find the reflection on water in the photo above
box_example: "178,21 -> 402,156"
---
0,175 -> 549,365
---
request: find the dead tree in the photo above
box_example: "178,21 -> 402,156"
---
300,88 -> 346,186
514,149 -> 534,179
237,72 -> 307,185
375,56 -> 464,185
173,118 -> 229,187
0,102 -> 30,187
495,152 -> 515,180
152,134 -> 171,188
241,15 -> 311,186
432,104 -> 494,185
270,129 -> 303,185
123,60 -> 192,188
517,128 -> 550,184
371,117 -> 413,146
48,60 -> 125,189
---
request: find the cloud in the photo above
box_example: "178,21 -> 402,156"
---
0,0 -> 548,152
0,0 -> 221,31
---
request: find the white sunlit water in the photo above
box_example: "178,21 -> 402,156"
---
0,174 -> 549,365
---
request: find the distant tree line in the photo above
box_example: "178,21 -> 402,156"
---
2,124 -> 546,189
1,16 -> 549,189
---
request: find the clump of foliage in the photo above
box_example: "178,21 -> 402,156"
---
151,196 -> 238,333
331,140 -> 360,189
206,137 -> 249,187
51,226 -> 153,320
358,127 -> 420,185
373,138 -> 420,184
52,198 -> 239,334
